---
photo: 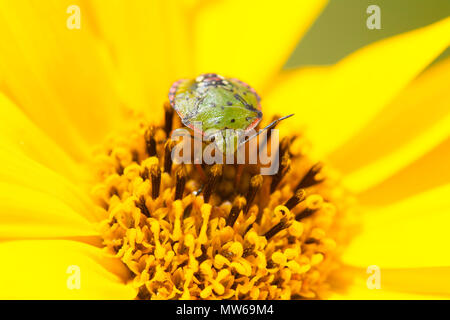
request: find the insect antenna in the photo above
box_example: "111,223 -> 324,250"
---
239,114 -> 294,146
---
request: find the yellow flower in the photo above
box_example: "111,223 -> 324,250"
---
92,113 -> 354,299
0,0 -> 449,299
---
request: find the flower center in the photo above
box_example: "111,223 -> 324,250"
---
91,103 -> 354,300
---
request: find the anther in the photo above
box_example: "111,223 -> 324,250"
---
304,237 -> 320,244
164,101 -> 174,136
150,164 -> 161,199
295,208 -> 317,221
226,196 -> 246,227
244,175 -> 263,214
175,168 -> 186,200
242,245 -> 255,258
140,167 -> 149,180
284,189 -> 307,210
163,139 -> 175,174
203,164 -> 222,203
145,127 -> 157,157
243,223 -> 253,235
183,203 -> 193,219
279,136 -> 291,156
296,162 -> 324,189
131,150 -> 139,163
136,286 -> 151,300
109,186 -> 119,198
270,152 -> 290,193
135,196 -> 150,217
264,218 -> 290,240
116,161 -> 124,175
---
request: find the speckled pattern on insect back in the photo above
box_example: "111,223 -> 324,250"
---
168,73 -> 262,135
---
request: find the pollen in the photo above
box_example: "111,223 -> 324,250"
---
92,104 -> 355,300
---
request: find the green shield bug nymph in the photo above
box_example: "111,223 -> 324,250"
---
168,73 -> 292,153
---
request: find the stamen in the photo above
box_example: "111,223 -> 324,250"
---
163,139 -> 175,174
244,175 -> 263,214
270,152 -> 290,193
284,189 -> 307,210
183,203 -> 193,219
145,127 -> 157,157
305,238 -> 319,244
135,196 -> 150,217
175,168 -> 186,200
116,161 -> 124,175
226,196 -> 246,227
203,164 -> 222,203
295,208 -> 317,221
136,286 -> 151,300
141,167 -> 149,180
296,162 -> 324,189
242,245 -> 255,258
150,164 -> 161,199
279,136 -> 290,156
264,218 -> 290,240
132,150 -> 139,163
109,186 -> 119,198
164,101 -> 174,136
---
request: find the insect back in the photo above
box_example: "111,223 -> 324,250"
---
169,74 -> 262,154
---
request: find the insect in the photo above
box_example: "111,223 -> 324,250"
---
169,73 -> 293,153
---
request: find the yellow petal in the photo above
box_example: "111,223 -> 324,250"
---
84,0 -> 195,116
0,240 -> 135,299
358,137 -> 450,206
0,147 -> 102,223
0,92 -> 86,182
330,58 -> 450,193
194,0 -> 327,92
0,182 -> 99,240
342,184 -> 450,268
265,17 -> 450,157
0,1 -> 124,160
330,267 -> 450,299
264,65 -> 328,131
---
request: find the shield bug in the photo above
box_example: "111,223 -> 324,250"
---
168,73 -> 292,153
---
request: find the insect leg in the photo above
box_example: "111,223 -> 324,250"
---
192,185 -> 203,196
